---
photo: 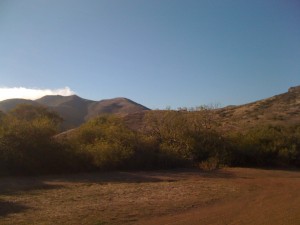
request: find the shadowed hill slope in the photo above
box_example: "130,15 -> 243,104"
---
36,95 -> 95,107
86,97 -> 149,120
0,99 -> 40,112
36,95 -> 95,128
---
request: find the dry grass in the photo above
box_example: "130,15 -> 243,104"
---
0,169 -> 238,225
1,168 -> 300,225
214,87 -> 300,132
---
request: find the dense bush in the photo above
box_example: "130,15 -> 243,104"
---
142,111 -> 230,168
230,125 -> 300,167
69,114 -> 190,170
0,105 -> 75,175
69,115 -> 137,170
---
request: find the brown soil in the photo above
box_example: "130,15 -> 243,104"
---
137,168 -> 300,225
0,168 -> 299,225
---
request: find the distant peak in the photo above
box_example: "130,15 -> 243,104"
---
112,97 -> 131,101
39,94 -> 81,100
39,95 -> 64,99
68,94 -> 81,99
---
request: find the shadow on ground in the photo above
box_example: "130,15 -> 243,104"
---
0,200 -> 29,217
41,168 -> 238,184
0,168 -> 239,196
0,177 -> 64,196
44,171 -> 173,184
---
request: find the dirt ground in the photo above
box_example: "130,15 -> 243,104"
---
137,168 -> 300,225
0,167 -> 300,225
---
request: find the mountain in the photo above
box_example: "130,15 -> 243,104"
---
0,95 -> 149,130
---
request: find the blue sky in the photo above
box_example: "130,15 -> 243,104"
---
0,0 -> 299,109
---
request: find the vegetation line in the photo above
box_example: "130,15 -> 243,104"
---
0,104 -> 299,176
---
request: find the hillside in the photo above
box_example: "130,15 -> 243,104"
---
215,85 -> 300,132
121,85 -> 300,133
0,95 -> 149,130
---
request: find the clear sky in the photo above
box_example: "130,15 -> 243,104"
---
0,0 -> 299,109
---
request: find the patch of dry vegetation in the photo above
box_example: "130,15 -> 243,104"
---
0,169 -> 238,225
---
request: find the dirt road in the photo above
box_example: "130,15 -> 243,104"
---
136,168 -> 300,225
